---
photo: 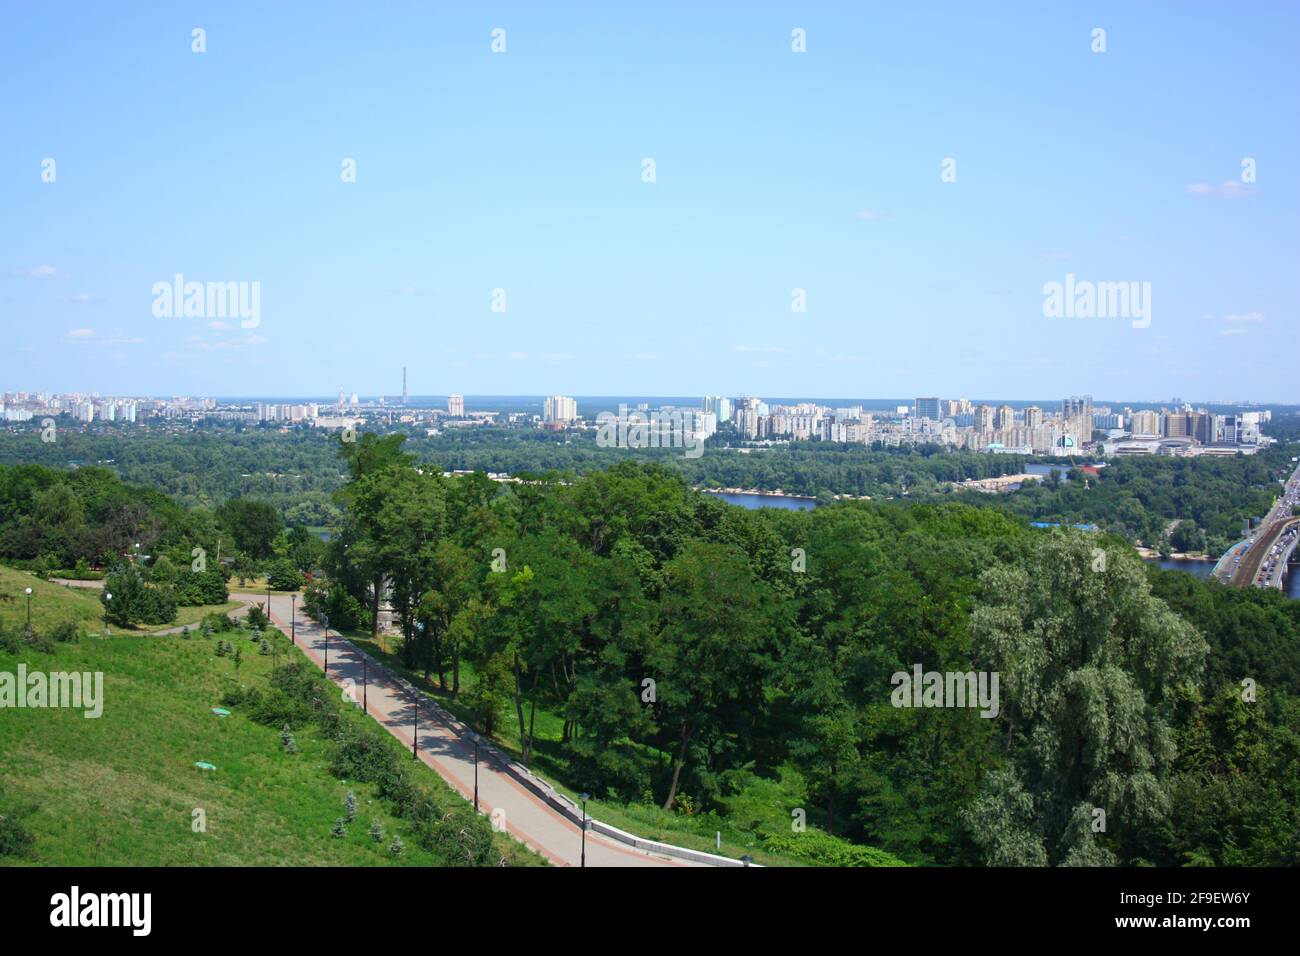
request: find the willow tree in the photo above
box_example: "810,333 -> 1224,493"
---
963,531 -> 1207,866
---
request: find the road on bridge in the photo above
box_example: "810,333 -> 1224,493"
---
1227,458 -> 1300,589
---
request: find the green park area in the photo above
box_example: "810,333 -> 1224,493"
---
0,575 -> 539,867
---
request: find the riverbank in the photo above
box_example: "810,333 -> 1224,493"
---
699,487 -> 817,501
1134,546 -> 1212,561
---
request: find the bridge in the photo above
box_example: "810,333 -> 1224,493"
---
1216,459 -> 1300,591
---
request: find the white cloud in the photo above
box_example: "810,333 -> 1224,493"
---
1186,181 -> 1255,199
856,210 -> 891,221
66,327 -> 95,339
15,265 -> 58,279
202,333 -> 267,351
1204,311 -> 1265,334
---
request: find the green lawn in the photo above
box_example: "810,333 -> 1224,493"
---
0,565 -> 241,636
0,622 -> 541,866
150,601 -> 245,634
0,565 -> 104,633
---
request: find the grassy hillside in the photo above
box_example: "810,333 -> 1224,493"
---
0,565 -> 104,633
0,565 -> 241,635
0,622 -> 541,866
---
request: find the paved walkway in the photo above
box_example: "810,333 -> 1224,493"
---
232,591 -> 699,867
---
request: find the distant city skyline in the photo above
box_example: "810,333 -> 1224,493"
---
5,385 -> 1291,412
5,386 -> 1275,460
3,3 -> 1296,400
2,386 -> 1295,413
2,387 -> 1289,405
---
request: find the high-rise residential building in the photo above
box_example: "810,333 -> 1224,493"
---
703,396 -> 733,424
543,395 -> 578,424
1130,410 -> 1160,436
975,404 -> 995,433
1022,405 -> 1043,428
995,404 -> 1016,430
1062,395 -> 1094,444
1164,410 -> 1208,443
737,396 -> 762,439
915,397 -> 941,421
448,394 -> 465,417
1188,411 -> 1212,444
694,411 -> 718,441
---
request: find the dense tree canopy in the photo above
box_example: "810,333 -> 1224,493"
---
301,439 -> 1300,865
4,423 -> 1299,865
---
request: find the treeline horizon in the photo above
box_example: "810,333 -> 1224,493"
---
3,415 -> 1297,559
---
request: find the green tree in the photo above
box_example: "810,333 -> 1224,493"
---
217,499 -> 282,559
652,540 -> 771,810
964,532 -> 1207,865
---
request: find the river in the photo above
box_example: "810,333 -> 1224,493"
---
1142,557 -> 1215,580
706,491 -> 817,511
1143,555 -> 1300,599
1023,462 -> 1072,482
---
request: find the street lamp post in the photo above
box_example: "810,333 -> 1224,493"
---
363,656 -> 368,713
322,614 -> 329,675
290,593 -> 296,646
579,792 -> 591,868
412,698 -> 418,760
473,735 -> 479,812
103,592 -> 111,638
266,582 -> 272,623
24,587 -> 32,631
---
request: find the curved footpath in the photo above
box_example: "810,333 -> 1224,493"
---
231,591 -> 721,867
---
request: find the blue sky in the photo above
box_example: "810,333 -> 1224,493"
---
2,1 -> 1296,402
